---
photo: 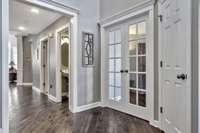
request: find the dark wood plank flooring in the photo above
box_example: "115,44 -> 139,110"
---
9,86 -> 162,133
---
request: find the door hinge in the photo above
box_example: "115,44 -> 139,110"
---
160,107 -> 163,114
158,15 -> 163,22
160,61 -> 163,68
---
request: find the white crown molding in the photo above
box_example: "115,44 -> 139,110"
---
100,0 -> 155,27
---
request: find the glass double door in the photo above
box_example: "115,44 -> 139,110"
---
106,17 -> 150,120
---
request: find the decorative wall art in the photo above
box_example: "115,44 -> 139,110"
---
82,32 -> 94,66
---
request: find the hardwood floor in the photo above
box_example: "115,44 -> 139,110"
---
9,86 -> 162,133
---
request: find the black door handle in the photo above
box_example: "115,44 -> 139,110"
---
124,70 -> 129,73
120,70 -> 124,73
177,74 -> 187,80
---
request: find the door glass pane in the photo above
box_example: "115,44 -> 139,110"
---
138,22 -> 146,35
138,42 -> 146,55
109,86 -> 115,100
138,56 -> 146,72
115,87 -> 121,101
115,44 -> 121,57
115,59 -> 121,72
130,73 -> 137,88
115,30 -> 121,43
129,57 -> 136,72
109,59 -> 114,72
109,73 -> 114,86
115,73 -> 121,87
109,45 -> 115,58
108,30 -> 122,102
138,91 -> 146,107
109,32 -> 115,44
129,24 -> 137,40
138,74 -> 146,90
130,89 -> 137,105
129,41 -> 137,55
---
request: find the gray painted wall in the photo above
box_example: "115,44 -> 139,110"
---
22,36 -> 32,83
0,0 -> 2,128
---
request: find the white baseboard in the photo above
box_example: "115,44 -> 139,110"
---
32,86 -> 41,93
48,94 -> 60,103
74,102 -> 101,113
150,120 -> 161,129
18,82 -> 32,86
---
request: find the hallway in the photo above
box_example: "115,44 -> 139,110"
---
9,86 -> 162,133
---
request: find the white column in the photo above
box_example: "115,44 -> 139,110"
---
16,35 -> 23,85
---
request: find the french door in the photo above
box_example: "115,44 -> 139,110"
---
105,16 -> 152,120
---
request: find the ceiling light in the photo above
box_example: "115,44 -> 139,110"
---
31,8 -> 39,14
18,26 -> 25,31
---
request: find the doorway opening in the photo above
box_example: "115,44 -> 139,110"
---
57,26 -> 70,102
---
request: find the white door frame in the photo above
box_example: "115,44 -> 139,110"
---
1,0 -> 79,132
40,36 -> 49,94
158,1 -> 191,132
101,3 -> 155,123
55,24 -> 70,103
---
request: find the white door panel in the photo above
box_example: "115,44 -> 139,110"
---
160,0 -> 190,132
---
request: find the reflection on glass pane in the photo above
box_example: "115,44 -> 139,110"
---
138,22 -> 146,35
138,74 -> 146,90
129,41 -> 137,55
129,57 -> 136,72
129,74 -> 137,88
109,45 -> 115,58
115,30 -> 121,43
109,59 -> 114,72
115,73 -> 121,87
115,59 -> 121,72
138,91 -> 146,107
115,44 -> 121,57
129,24 -> 136,40
85,58 -> 88,65
138,42 -> 146,55
138,56 -> 146,72
115,87 -> 122,101
109,32 -> 115,44
109,73 -> 114,86
130,89 -> 137,105
109,86 -> 115,100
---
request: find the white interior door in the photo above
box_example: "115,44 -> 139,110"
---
105,15 -> 152,121
160,0 -> 191,132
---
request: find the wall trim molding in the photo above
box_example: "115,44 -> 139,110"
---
18,83 -> 33,86
32,86 -> 41,93
48,94 -> 61,103
74,102 -> 101,113
150,120 -> 161,129
100,0 -> 155,26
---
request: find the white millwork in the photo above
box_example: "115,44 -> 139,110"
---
159,0 -> 191,133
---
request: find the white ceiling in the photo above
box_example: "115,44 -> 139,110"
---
9,0 -> 63,35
